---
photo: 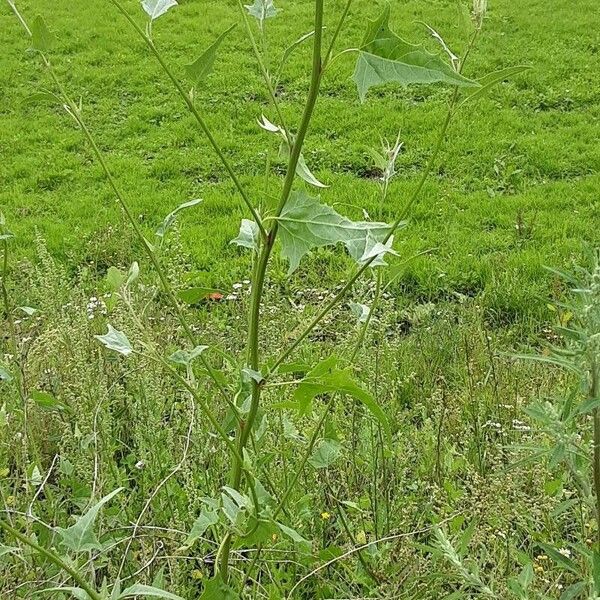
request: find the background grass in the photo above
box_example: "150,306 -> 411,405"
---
1,0 -> 599,320
2,0 -> 600,598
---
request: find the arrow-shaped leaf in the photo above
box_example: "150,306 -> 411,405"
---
55,488 -> 122,553
31,15 -> 55,53
354,5 -> 478,102
141,0 -> 178,21
185,25 -> 236,86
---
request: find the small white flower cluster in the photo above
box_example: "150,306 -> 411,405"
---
226,280 -> 251,302
86,295 -> 108,320
512,419 -> 531,432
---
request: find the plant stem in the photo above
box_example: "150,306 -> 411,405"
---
0,519 -> 102,600
108,0 -> 266,239
236,0 -> 289,136
323,0 -> 353,67
217,0 -> 325,583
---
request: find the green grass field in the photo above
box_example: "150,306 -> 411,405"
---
2,0 -> 599,313
1,0 -> 600,598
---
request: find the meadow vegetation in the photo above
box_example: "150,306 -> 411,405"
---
1,0 -> 600,598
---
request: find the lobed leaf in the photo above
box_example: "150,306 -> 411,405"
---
245,0 -> 279,28
276,191 -> 392,274
354,5 -> 478,102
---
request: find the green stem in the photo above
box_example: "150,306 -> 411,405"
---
217,0 -> 325,583
108,0 -> 266,239
323,0 -> 353,68
0,519 -> 102,600
236,0 -> 289,136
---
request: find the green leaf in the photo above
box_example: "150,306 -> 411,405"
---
168,346 -> 209,367
259,116 -> 327,188
245,0 -> 278,27
280,30 -> 315,73
156,199 -> 202,238
199,577 -> 239,600
276,521 -> 311,549
276,191 -> 393,274
142,0 -> 178,21
106,266 -> 127,292
354,5 -> 478,102
231,219 -> 260,251
36,588 -> 91,600
349,302 -> 370,324
185,25 -> 236,86
95,325 -> 133,357
23,91 -> 61,106
31,390 -> 70,412
182,509 -> 219,549
31,15 -> 55,53
293,357 -> 391,440
560,582 -> 586,600
0,545 -> 20,559
538,543 -> 579,575
0,364 -> 12,382
118,584 -> 184,599
56,488 -> 122,553
309,438 -> 342,469
459,65 -> 531,107
126,262 -> 140,288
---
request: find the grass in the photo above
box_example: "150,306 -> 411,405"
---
2,0 -> 598,314
1,0 -> 600,598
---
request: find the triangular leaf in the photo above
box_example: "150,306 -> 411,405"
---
185,25 -> 236,86
168,346 -> 209,367
141,0 -> 178,21
182,509 -> 220,549
277,191 -> 391,274
354,5 -> 478,102
55,488 -> 122,553
231,219 -> 260,251
31,15 -> 55,53
95,325 -> 133,357
309,438 -> 342,469
156,199 -> 202,238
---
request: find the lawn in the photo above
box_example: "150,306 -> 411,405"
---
1,0 -> 600,597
